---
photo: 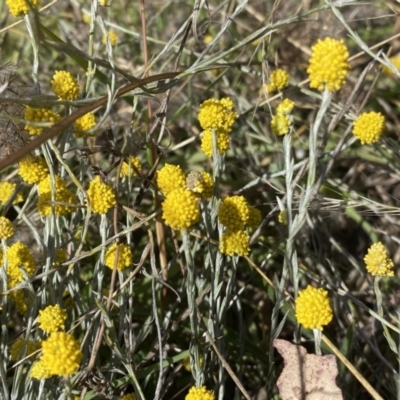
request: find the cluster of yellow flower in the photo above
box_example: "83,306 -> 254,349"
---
218,196 -> 261,257
6,0 -> 38,17
0,218 -> 36,314
158,163 -> 214,231
105,243 -> 133,271
17,157 -> 77,217
23,303 -> 82,379
263,68 -> 289,94
295,242 -> 394,331
198,98 -> 238,157
265,38 -> 386,144
271,98 -> 295,136
185,386 -> 215,400
23,70 -> 97,139
31,332 -> 82,379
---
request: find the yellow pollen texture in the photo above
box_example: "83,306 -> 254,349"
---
307,37 -> 350,92
295,285 -> 333,330
364,242 -> 394,276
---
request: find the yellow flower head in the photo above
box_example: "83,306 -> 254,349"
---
0,182 -> 23,205
352,111 -> 385,145
364,242 -> 394,277
382,56 -> 400,76
51,71 -> 80,101
307,37 -> 350,92
18,156 -> 49,185
40,332 -> 82,377
105,243 -> 133,271
185,386 -> 215,400
276,98 -> 295,115
121,394 -> 137,400
10,337 -> 40,361
220,229 -> 250,257
198,98 -> 238,132
87,176 -> 116,214
102,30 -> 118,46
74,113 -> 97,137
295,285 -> 333,330
37,175 -> 77,217
264,69 -> 289,93
271,114 -> 292,136
186,171 -> 215,199
200,128 -> 230,157
24,107 -> 61,136
218,196 -> 250,231
0,216 -> 14,240
278,209 -> 288,225
99,0 -> 109,5
6,0 -> 38,17
37,304 -> 67,334
157,164 -> 186,196
30,360 -> 52,380
120,156 -> 141,178
248,206 -> 262,229
3,242 -> 36,286
162,188 -> 200,230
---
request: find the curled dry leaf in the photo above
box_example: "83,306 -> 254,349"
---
274,339 -> 343,400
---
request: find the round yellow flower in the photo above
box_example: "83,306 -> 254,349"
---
198,98 -> 237,132
51,71 -> 80,101
264,69 -> 289,93
295,285 -> 333,330
162,188 -> 200,230
30,360 -> 52,380
74,113 -> 97,137
37,304 -> 67,334
10,337 -> 40,361
276,98 -> 295,115
99,0 -> 109,5
18,156 -> 49,184
352,111 -> 385,145
37,175 -> 77,216
271,114 -> 292,136
200,128 -> 230,157
0,182 -> 23,205
220,229 -> 250,257
102,30 -> 118,46
104,243 -> 133,271
186,171 -> 215,199
218,196 -> 250,231
24,107 -> 61,136
307,37 -> 350,92
40,332 -> 82,377
3,242 -> 36,286
6,0 -> 38,17
157,164 -> 186,196
364,242 -> 394,277
185,386 -> 215,400
0,216 -> 14,240
120,156 -> 141,178
87,176 -> 117,214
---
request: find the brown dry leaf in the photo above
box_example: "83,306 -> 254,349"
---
274,339 -> 343,400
